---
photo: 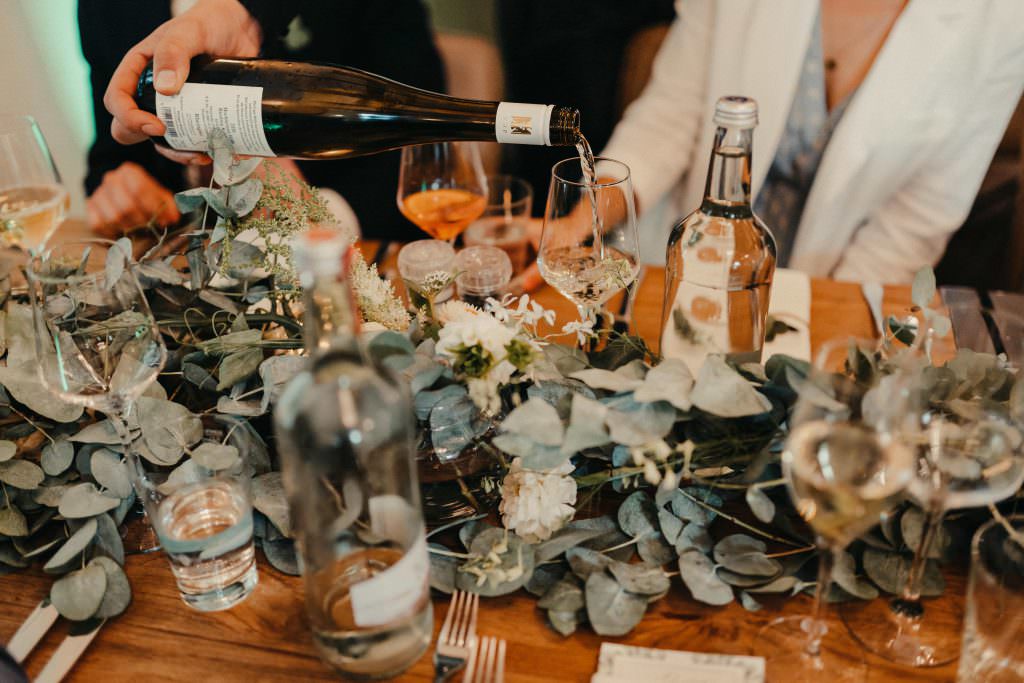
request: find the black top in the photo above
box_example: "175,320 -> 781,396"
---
79,0 -> 446,241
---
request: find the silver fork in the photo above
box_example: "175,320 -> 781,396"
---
433,590 -> 479,683
463,635 -> 506,683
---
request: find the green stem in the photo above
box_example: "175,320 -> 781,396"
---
676,488 -> 803,548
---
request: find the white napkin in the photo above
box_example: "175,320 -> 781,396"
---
593,643 -> 765,683
762,267 -> 812,362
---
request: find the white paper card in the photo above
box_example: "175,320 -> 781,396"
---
594,643 -> 764,683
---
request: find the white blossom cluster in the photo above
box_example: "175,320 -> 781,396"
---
498,457 -> 577,542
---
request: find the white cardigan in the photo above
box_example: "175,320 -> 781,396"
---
603,0 -> 1024,283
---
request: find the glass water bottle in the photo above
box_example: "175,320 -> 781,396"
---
660,96 -> 776,371
274,230 -> 431,679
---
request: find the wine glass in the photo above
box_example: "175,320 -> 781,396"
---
842,307 -> 1024,667
0,115 -> 68,253
397,141 -> 487,242
537,157 -> 639,348
27,238 -> 167,550
753,337 -> 917,682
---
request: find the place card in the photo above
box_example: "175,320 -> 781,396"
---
592,643 -> 764,683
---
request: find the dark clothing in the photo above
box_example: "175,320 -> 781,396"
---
497,0 -> 675,215
79,0 -> 446,241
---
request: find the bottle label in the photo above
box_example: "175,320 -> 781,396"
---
155,83 -> 275,156
495,102 -> 554,146
349,531 -> 429,628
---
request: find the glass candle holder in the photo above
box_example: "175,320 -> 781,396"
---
455,245 -> 513,310
397,239 -> 456,314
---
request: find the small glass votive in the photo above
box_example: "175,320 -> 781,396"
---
397,239 -> 456,310
134,417 -> 258,611
463,175 -> 532,274
455,245 -> 513,310
958,515 -> 1024,681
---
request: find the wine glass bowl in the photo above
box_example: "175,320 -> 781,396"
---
537,157 -> 639,338
397,141 -> 487,241
0,115 -> 68,252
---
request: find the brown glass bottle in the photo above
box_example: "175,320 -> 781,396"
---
137,58 -> 580,159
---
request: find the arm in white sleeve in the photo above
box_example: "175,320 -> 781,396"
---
832,57 -> 1024,283
601,0 -> 713,211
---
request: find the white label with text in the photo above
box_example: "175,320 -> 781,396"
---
156,83 -> 275,156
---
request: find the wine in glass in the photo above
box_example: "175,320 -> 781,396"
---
842,307 -> 1024,667
0,115 -> 68,252
397,141 -> 487,241
753,337 -> 916,682
28,239 -> 167,550
537,157 -> 639,347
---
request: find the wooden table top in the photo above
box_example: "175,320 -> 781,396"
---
0,228 -> 962,682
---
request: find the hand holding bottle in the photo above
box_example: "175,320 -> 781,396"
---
103,0 -> 263,163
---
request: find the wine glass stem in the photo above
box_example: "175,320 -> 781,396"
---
804,540 -> 835,658
894,502 -> 946,615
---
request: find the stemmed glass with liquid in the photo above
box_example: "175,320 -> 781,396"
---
537,157 -> 639,348
0,115 -> 68,253
754,337 -> 917,682
27,239 -> 167,551
397,141 -> 487,242
842,308 -> 1024,667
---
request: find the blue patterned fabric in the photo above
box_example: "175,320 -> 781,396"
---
754,12 -> 853,266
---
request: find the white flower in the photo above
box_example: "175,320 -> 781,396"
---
436,300 -> 481,325
561,319 -> 596,347
499,457 -> 577,542
436,314 -> 517,365
349,252 -> 410,331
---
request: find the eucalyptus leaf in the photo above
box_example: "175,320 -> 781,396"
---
428,542 -> 458,593
566,546 -> 613,580
739,591 -> 763,612
658,509 -> 684,546
50,563 -> 107,620
367,331 -> 415,364
58,483 -> 120,519
633,358 -> 693,411
525,564 -> 566,598
414,384 -> 466,422
40,439 -> 74,476
637,534 -> 675,567
191,442 -> 240,471
745,486 -> 775,524
608,560 -> 670,595
534,524 -> 610,563
0,506 -> 27,536
90,449 -> 133,498
678,550 -> 734,606
501,399 -> 564,446
617,491 -> 659,539
430,392 -> 489,460
259,355 -> 306,411
0,459 -> 44,489
491,434 -> 566,471
911,267 -> 936,309
89,556 -> 132,618
456,528 -> 536,597
0,440 -> 16,462
252,472 -> 291,537
569,367 -> 643,393
0,542 -> 30,567
104,238 -> 130,291
93,512 -> 125,566
603,395 -> 676,446
538,576 -> 585,612
862,547 -> 944,597
262,538 -> 300,575
224,178 -> 263,216
747,575 -> 799,594
0,361 -> 84,423
218,347 -> 263,390
669,488 -> 721,526
832,550 -> 879,600
137,396 -> 202,466
33,485 -> 70,508
69,420 -> 124,445
216,397 -> 264,416
900,507 -> 951,559
548,608 -> 582,637
44,518 -> 98,573
690,356 -> 772,417
585,571 -> 648,636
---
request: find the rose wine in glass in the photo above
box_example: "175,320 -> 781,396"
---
398,141 -> 487,242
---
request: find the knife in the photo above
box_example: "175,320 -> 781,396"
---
6,601 -> 58,664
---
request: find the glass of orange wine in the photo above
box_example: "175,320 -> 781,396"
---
397,141 -> 487,242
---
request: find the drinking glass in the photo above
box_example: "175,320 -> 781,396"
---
397,141 -> 487,242
463,175 -> 533,273
842,308 -> 1024,667
958,515 -> 1024,681
0,115 -> 68,252
135,416 -> 258,611
753,337 -> 917,682
537,157 -> 639,347
28,239 -> 166,551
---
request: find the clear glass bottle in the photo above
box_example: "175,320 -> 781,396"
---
274,230 -> 431,679
660,96 -> 776,371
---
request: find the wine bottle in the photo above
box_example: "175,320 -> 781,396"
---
273,230 -> 431,678
136,58 -> 580,158
660,96 -> 777,371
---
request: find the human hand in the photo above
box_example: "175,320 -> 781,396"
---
104,0 -> 262,164
87,162 -> 181,236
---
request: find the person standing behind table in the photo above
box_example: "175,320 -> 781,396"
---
84,0 -> 446,242
600,0 -> 1024,284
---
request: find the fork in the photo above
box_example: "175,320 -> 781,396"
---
463,635 -> 507,683
433,590 -> 479,683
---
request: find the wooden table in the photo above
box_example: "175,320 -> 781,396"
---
0,243 -> 963,682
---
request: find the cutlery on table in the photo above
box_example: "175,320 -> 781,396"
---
433,589 -> 479,683
860,281 -> 885,338
463,635 -> 506,683
5,600 -> 104,683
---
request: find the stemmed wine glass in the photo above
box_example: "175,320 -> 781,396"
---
753,337 -> 917,682
842,307 -> 1024,667
397,141 -> 487,242
0,115 -> 68,253
27,239 -> 167,550
537,157 -> 639,349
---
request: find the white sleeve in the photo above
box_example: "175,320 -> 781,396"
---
832,50 -> 1024,283
601,0 -> 714,212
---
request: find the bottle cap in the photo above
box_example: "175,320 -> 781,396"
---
397,239 -> 457,288
455,245 -> 513,296
713,96 -> 758,129
292,227 -> 349,286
